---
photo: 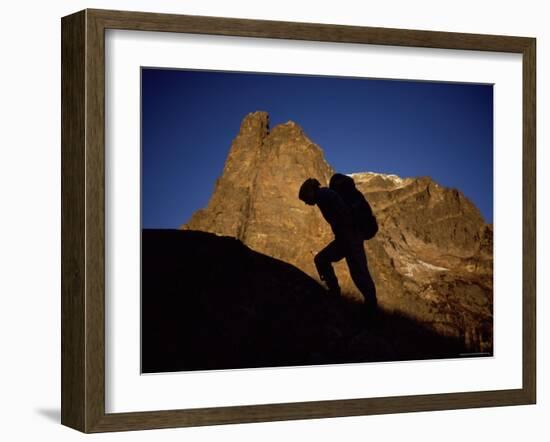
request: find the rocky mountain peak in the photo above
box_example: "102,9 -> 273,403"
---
239,110 -> 270,136
182,111 -> 493,353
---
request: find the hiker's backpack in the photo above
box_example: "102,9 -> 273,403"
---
329,173 -> 378,240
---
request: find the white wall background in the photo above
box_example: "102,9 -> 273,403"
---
0,0 -> 546,440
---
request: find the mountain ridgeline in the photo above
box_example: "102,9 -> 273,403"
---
182,111 -> 493,353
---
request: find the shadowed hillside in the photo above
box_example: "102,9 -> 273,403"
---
142,229 -> 488,373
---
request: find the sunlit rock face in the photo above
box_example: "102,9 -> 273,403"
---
182,111 -> 493,353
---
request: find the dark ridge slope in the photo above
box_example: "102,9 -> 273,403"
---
142,229 -> 478,373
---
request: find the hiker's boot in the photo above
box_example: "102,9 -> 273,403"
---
322,274 -> 341,298
363,298 -> 379,326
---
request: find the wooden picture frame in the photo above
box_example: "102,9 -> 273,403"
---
61,8 -> 536,433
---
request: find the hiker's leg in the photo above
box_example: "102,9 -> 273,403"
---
345,240 -> 377,308
314,240 -> 345,295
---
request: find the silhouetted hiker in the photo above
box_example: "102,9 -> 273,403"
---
298,177 -> 378,313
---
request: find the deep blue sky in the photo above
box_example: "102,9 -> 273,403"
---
142,68 -> 493,228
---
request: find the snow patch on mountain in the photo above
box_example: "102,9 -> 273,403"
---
347,171 -> 413,188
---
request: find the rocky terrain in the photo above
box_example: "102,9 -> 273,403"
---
182,111 -> 493,354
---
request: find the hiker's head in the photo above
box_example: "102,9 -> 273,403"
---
329,173 -> 355,194
299,178 -> 321,205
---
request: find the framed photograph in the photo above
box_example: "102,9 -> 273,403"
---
61,9 -> 536,433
